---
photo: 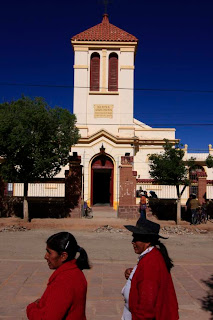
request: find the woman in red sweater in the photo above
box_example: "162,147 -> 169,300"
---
27,232 -> 91,320
122,219 -> 179,320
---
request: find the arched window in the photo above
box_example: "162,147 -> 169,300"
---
108,53 -> 118,91
189,165 -> 205,181
90,53 -> 100,91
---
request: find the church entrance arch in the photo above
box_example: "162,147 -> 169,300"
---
91,154 -> 114,206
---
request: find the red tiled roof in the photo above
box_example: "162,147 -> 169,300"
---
71,14 -> 138,42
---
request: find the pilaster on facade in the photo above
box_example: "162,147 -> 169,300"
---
183,144 -> 188,160
209,144 -> 213,155
101,49 -> 107,92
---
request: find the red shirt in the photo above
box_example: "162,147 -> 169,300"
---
129,247 -> 179,320
26,259 -> 87,320
140,196 -> 147,205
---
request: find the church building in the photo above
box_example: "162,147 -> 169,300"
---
6,14 -> 213,218
67,14 -> 177,210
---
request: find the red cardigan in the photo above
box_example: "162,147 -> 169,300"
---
129,248 -> 179,320
26,259 -> 87,320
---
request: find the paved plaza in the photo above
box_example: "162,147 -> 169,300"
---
0,259 -> 212,319
0,211 -> 213,319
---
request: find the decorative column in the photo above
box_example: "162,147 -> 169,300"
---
65,153 -> 82,218
102,49 -> 107,92
197,172 -> 207,204
118,155 -> 138,219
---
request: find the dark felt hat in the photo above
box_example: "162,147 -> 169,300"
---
124,218 -> 168,239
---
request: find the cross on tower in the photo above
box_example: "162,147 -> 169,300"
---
102,0 -> 111,14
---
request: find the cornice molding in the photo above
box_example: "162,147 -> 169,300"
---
73,47 -> 88,51
120,65 -> 135,70
73,65 -> 88,69
135,128 -> 176,132
72,41 -> 137,50
89,91 -> 119,95
77,129 -> 178,146
120,47 -> 135,52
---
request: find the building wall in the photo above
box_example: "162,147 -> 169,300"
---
206,167 -> 213,180
70,31 -> 212,211
73,49 -> 88,126
71,138 -> 134,209
135,128 -> 176,140
73,46 -> 135,137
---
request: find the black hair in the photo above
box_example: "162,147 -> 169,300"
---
46,232 -> 91,270
132,233 -> 174,273
152,238 -> 174,272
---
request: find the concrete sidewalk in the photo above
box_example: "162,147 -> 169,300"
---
1,206 -> 213,231
0,259 -> 212,319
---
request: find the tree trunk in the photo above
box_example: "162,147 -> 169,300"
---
176,197 -> 181,225
176,185 -> 181,224
23,182 -> 29,221
175,184 -> 187,224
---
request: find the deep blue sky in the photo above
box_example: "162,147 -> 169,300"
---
1,0 -> 213,151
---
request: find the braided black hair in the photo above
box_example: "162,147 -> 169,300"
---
46,232 -> 91,270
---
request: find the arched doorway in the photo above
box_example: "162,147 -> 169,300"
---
91,154 -> 114,206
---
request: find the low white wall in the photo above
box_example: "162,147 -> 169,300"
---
137,184 -> 188,199
207,185 -> 213,199
136,184 -> 189,204
12,182 -> 213,201
13,183 -> 65,197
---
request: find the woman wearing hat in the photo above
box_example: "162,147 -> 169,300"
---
121,219 -> 179,320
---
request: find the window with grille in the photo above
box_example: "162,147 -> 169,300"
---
108,53 -> 118,91
7,183 -> 13,196
90,53 -> 100,91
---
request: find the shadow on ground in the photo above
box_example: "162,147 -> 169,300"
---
201,274 -> 213,319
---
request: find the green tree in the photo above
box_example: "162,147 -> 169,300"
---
149,139 -> 193,224
0,96 -> 79,220
206,154 -> 213,168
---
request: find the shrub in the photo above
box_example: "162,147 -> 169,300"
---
28,201 -> 71,219
206,201 -> 213,219
0,197 -> 71,219
0,196 -> 22,217
149,198 -> 186,221
149,199 -> 176,221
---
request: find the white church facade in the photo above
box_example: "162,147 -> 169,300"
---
65,14 -> 178,209
8,14 -> 213,215
67,14 -> 212,210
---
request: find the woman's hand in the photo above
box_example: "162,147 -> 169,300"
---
124,268 -> 133,279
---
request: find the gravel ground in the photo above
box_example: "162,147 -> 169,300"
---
0,227 -> 212,264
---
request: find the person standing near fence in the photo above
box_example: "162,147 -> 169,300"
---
139,191 -> 147,220
190,194 -> 200,224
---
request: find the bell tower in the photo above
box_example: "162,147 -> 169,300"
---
71,14 -> 138,138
